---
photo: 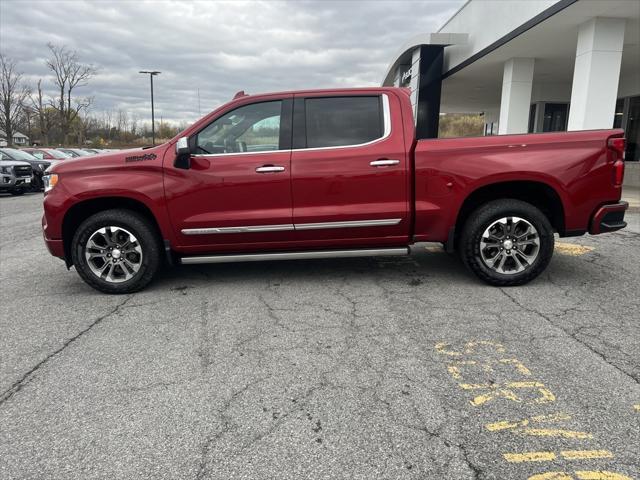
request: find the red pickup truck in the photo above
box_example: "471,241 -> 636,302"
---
42,87 -> 627,293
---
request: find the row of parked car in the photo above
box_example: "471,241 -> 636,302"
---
0,147 -> 119,196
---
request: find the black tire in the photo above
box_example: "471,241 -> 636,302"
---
10,189 -> 25,196
459,199 -> 554,286
71,209 -> 161,294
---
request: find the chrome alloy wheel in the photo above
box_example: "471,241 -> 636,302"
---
479,216 -> 540,275
84,226 -> 143,283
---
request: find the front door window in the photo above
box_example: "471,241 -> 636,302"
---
195,101 -> 282,155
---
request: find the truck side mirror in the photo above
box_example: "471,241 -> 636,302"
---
174,136 -> 191,169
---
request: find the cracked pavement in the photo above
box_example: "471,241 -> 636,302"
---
1,193 -> 638,479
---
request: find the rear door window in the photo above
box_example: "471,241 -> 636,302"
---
304,96 -> 383,148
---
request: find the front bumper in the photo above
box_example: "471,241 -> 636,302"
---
42,215 -> 65,259
589,201 -> 628,234
0,175 -> 32,190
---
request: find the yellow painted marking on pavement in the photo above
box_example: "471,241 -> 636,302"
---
486,419 -> 520,431
425,245 -> 444,253
435,340 -> 505,357
528,472 -> 633,480
465,340 -> 506,354
521,428 -> 592,439
510,381 -> 556,403
459,382 -> 493,390
575,471 -> 633,480
486,413 -> 589,438
555,243 -> 594,256
634,404 -> 640,411
561,450 -> 614,460
447,360 -> 486,380
504,451 -> 556,463
532,412 -> 572,423
487,413 -> 590,438
528,473 -> 573,480
471,381 -> 556,406
499,358 -> 532,376
435,342 -> 463,357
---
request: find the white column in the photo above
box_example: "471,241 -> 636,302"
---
498,58 -> 535,134
567,17 -> 625,131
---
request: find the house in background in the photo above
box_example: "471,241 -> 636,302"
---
0,130 -> 30,147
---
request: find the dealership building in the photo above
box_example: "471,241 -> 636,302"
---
382,0 -> 640,162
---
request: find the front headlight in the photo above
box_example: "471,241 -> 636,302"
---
43,174 -> 58,193
1,166 -> 11,174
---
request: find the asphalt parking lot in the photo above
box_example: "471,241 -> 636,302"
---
1,192 -> 639,480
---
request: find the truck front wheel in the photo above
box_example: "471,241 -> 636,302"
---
71,209 -> 161,294
460,199 -> 554,286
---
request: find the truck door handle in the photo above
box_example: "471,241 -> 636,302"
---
370,159 -> 400,167
256,165 -> 285,173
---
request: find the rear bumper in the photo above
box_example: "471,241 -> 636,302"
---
589,201 -> 628,234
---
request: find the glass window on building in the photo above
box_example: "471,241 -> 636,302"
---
626,96 -> 640,161
528,104 -> 537,133
613,98 -> 625,129
542,103 -> 568,132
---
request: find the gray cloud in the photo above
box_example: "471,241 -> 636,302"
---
1,0 -> 461,124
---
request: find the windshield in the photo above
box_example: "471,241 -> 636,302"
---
0,148 -> 36,161
44,149 -> 70,159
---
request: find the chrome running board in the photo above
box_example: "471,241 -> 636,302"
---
179,247 -> 408,265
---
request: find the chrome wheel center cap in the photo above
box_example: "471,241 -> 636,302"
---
112,248 -> 122,259
503,239 -> 513,250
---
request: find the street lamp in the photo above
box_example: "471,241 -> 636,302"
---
139,70 -> 161,145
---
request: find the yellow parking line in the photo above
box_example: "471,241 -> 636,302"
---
555,243 -> 594,256
575,471 -> 633,480
561,450 -> 614,460
634,404 -> 640,412
522,428 -> 593,439
528,472 -> 633,480
504,451 -> 556,462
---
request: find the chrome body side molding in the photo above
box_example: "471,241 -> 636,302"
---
180,247 -> 408,265
295,218 -> 401,231
182,218 -> 402,235
182,224 -> 294,235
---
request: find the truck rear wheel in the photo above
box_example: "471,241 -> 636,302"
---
71,209 -> 161,294
460,199 -> 554,286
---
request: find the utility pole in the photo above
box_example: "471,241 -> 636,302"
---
139,70 -> 161,145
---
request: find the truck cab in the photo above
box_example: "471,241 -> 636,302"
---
42,87 -> 627,293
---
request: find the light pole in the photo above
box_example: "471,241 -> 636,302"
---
139,70 -> 161,145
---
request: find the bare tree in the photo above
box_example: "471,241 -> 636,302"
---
0,54 -> 29,146
116,109 -> 128,138
30,79 -> 54,145
45,43 -> 96,144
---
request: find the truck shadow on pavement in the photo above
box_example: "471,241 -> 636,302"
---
146,245 -> 588,292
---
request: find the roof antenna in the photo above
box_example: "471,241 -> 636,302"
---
233,90 -> 248,99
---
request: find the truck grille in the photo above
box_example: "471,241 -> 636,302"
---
13,165 -> 32,177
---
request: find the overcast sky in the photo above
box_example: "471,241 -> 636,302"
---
1,0 -> 463,125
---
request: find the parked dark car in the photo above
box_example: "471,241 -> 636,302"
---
0,148 -> 50,191
0,157 -> 33,196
